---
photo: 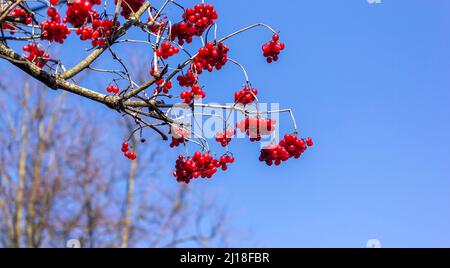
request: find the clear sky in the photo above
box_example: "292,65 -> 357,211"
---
200,0 -> 450,248
3,0 -> 450,248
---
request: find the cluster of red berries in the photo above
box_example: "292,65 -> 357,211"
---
280,135 -> 313,158
193,42 -> 229,73
262,34 -> 285,63
170,136 -> 186,148
259,144 -> 290,166
10,8 -> 32,24
180,83 -> 206,104
170,22 -> 196,45
121,141 -> 137,160
215,129 -> 236,147
170,4 -> 218,45
169,127 -> 190,148
106,85 -> 119,94
40,8 -> 70,43
64,0 -> 100,28
156,42 -> 180,59
173,152 -> 233,183
115,0 -> 145,19
1,23 -> 14,34
259,135 -> 313,166
155,79 -> 172,94
237,117 -> 276,142
234,85 -> 258,106
148,16 -> 166,34
89,19 -> 119,47
182,4 -> 218,35
22,43 -> 49,68
177,70 -> 198,88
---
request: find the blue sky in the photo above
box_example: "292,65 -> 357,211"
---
3,0 -> 450,247
201,0 -> 450,247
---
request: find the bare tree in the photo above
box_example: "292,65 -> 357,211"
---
0,75 -> 230,248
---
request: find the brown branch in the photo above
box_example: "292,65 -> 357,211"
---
60,2 -> 151,80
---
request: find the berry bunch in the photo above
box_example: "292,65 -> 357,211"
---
259,144 -> 290,166
170,137 -> 185,148
169,4 -> 218,45
193,42 -> 229,73
262,34 -> 285,63
169,127 -> 190,148
121,141 -> 137,160
115,0 -> 145,19
237,117 -> 276,142
279,134 -> 307,159
76,26 -> 94,40
234,85 -> 258,106
215,129 -> 236,147
173,152 -> 231,183
1,23 -> 15,34
182,4 -> 218,36
156,42 -> 180,59
147,17 -> 166,34
170,22 -> 196,45
64,0 -> 100,28
155,79 -> 172,94
219,154 -> 235,171
180,83 -> 206,104
259,135 -> 313,166
106,85 -> 119,94
177,70 -> 198,88
40,8 -> 70,43
10,8 -> 32,24
22,43 -> 49,68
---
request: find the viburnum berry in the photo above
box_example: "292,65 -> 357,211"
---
180,83 -> 206,104
154,79 -> 172,94
173,151 -> 231,184
306,137 -> 314,147
50,0 -> 59,5
259,134 -> 313,166
147,17 -> 166,34
76,26 -> 94,40
259,144 -> 290,166
106,85 -> 119,95
182,4 -> 218,36
90,19 -> 119,47
170,22 -> 196,45
64,0 -> 100,28
40,8 -> 70,43
156,42 -> 180,59
22,43 -> 50,68
279,134 -> 307,159
115,0 -> 145,19
262,34 -> 285,63
177,70 -> 198,88
121,141 -> 137,160
193,42 -> 229,73
169,127 -> 190,148
236,117 -> 276,142
10,8 -> 32,24
215,129 -> 236,147
234,85 -> 258,106
169,4 -> 218,45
